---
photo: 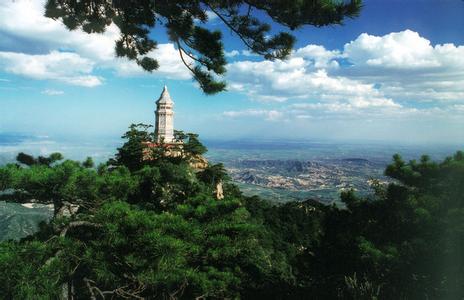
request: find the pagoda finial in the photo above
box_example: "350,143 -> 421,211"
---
156,84 -> 173,104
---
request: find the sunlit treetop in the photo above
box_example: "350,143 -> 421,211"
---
44,0 -> 362,94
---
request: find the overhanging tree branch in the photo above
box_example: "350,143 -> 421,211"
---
44,0 -> 362,94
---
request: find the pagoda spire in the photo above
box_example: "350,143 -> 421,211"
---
156,85 -> 173,105
154,85 -> 175,142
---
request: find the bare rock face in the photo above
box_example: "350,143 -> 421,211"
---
215,181 -> 224,200
56,201 -> 79,218
185,154 -> 224,200
188,154 -> 209,171
142,146 -> 224,200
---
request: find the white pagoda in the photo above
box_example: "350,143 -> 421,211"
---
154,85 -> 175,143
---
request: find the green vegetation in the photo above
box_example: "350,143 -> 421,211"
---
44,0 -> 361,94
0,125 -> 463,299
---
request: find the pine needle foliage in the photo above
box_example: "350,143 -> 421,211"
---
44,0 -> 362,94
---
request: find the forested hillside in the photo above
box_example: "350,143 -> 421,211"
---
0,124 -> 462,299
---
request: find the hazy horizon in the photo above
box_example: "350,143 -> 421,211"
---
1,0 -> 464,144
1,132 -> 460,164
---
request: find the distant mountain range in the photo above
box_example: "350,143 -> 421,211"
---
0,133 -> 34,145
226,158 -> 387,203
0,202 -> 52,241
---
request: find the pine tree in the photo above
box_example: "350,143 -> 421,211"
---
44,0 -> 362,94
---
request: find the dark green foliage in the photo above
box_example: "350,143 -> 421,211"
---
82,157 -> 94,168
173,130 -> 187,142
1,130 -> 462,299
198,163 -> 228,186
306,152 -> 464,299
114,123 -> 154,172
16,152 -> 36,166
44,0 -> 362,94
137,56 -> 159,71
183,133 -> 207,156
343,273 -> 382,300
0,147 -> 290,298
173,130 -> 208,156
16,152 -> 63,167
242,197 -> 328,298
78,197 -> 287,298
240,152 -> 464,299
0,239 -> 68,299
0,126 -> 291,298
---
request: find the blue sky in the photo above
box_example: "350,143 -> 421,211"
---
1,0 -> 464,144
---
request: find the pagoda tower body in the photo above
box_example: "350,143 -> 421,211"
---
155,86 -> 175,143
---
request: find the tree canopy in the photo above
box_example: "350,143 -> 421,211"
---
0,126 -> 291,298
0,125 -> 462,298
44,0 -> 362,94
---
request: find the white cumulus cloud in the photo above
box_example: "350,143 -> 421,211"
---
343,30 -> 464,70
226,57 -> 397,109
225,50 -> 240,58
0,51 -> 102,87
225,29 -> 464,122
0,0 -> 192,86
114,44 -> 192,80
